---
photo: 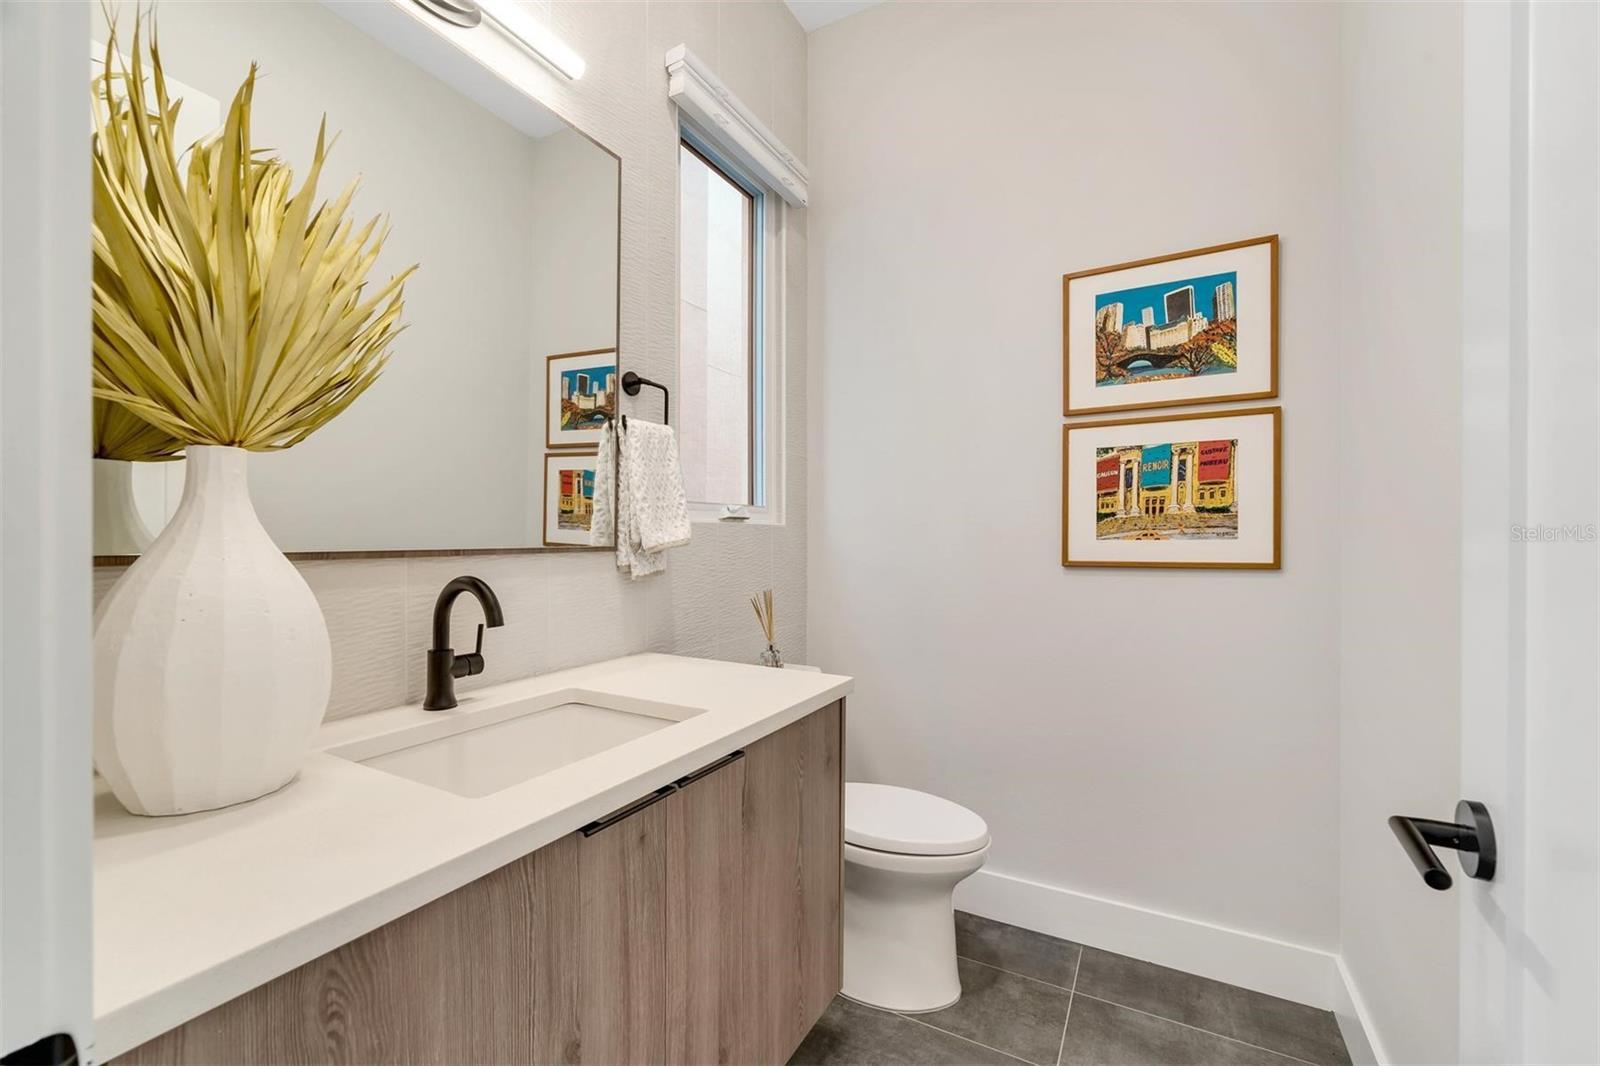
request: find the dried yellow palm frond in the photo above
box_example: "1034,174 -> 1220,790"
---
94,396 -> 184,461
90,16 -> 416,452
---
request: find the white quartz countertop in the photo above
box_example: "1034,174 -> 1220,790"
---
92,654 -> 852,1062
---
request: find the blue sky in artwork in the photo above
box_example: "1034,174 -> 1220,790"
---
1095,270 -> 1237,327
561,365 -> 615,397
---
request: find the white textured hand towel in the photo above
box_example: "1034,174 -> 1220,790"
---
591,422 -> 617,548
591,420 -> 691,578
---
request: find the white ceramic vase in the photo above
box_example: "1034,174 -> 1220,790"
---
92,458 -> 156,555
94,445 -> 332,816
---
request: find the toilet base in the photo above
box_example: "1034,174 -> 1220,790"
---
840,989 -> 961,1014
840,841 -> 989,1013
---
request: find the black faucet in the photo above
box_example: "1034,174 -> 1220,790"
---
424,576 -> 506,710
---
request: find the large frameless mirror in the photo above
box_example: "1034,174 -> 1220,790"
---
92,0 -> 620,559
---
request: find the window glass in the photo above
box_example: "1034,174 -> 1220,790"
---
678,140 -> 755,507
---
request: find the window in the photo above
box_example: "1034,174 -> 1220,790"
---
678,133 -> 768,512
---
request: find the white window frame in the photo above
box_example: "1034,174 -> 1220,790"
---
674,131 -> 785,525
667,45 -> 803,526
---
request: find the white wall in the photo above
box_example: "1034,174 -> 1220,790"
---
808,0 -> 1344,970
1337,6 -> 1463,1063
810,1 -> 1481,1047
95,0 -> 811,718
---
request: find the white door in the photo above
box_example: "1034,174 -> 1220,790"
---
1460,2 -> 1599,1063
0,1 -> 94,1062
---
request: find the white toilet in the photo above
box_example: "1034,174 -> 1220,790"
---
842,782 -> 991,1012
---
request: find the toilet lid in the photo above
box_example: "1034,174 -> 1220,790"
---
844,782 -> 990,856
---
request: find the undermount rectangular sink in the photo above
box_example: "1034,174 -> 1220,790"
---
328,690 -> 704,798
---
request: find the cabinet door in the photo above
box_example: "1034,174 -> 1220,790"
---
576,789 -> 672,1066
742,703 -> 843,1064
665,753 -> 749,1065
110,840 -> 579,1065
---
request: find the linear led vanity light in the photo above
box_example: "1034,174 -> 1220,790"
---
478,0 -> 587,79
411,0 -> 586,80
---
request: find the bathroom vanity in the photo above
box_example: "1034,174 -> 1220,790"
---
93,656 -> 849,1065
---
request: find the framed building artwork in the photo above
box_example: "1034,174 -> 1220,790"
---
1063,235 -> 1277,415
543,452 -> 600,547
546,348 -> 618,449
1062,407 -> 1280,569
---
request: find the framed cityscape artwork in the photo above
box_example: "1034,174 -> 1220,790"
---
1062,407 -> 1280,569
546,348 -> 617,449
1063,235 -> 1277,416
543,452 -> 600,547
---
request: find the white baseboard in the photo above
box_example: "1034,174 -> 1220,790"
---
1331,956 -> 1385,1065
954,867 -> 1348,1012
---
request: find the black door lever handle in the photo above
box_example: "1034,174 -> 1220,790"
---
1388,800 -> 1496,890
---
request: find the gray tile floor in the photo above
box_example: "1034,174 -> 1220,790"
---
790,912 -> 1352,1066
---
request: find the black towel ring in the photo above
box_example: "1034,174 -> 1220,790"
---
620,371 -> 669,425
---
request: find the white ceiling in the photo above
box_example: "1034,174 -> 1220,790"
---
784,0 -> 883,33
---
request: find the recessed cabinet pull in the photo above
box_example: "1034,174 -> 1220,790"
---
578,751 -> 747,836
580,785 -> 677,837
673,749 -> 746,789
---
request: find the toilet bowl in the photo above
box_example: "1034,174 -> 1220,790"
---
842,783 -> 990,1013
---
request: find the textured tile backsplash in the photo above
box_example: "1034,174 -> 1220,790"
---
91,0 -> 812,721
95,541 -> 796,721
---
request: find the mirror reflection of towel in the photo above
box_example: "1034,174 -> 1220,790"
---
592,421 -> 691,578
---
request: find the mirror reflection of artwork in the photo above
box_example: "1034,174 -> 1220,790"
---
1063,408 -> 1279,569
1064,236 -> 1276,416
90,0 -> 620,557
547,349 -> 618,449
544,453 -> 600,546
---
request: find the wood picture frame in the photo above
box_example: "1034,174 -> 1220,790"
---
1062,406 -> 1281,569
546,349 -> 618,450
1063,235 -> 1278,416
542,451 -> 601,547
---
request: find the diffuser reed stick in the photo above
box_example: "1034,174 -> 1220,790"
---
751,589 -> 782,667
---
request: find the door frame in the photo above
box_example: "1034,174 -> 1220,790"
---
1459,2 -> 1600,1062
0,0 -> 94,1060
1459,4 -> 1521,1057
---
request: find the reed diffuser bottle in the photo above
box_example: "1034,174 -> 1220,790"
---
751,589 -> 783,668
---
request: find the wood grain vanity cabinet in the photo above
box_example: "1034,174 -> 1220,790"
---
115,701 -> 843,1066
